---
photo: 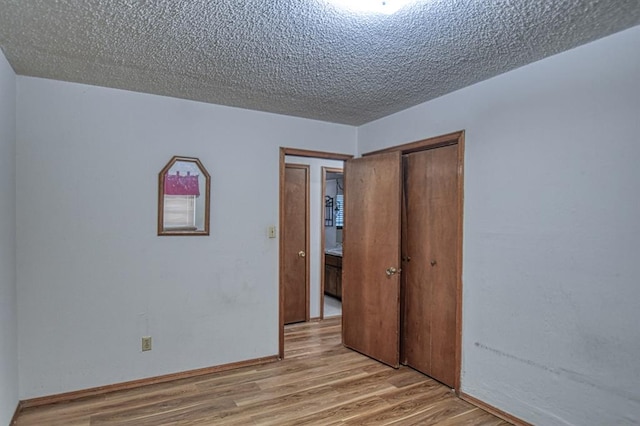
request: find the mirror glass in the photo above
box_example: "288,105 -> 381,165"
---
158,156 -> 210,236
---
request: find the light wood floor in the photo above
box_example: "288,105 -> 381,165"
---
15,318 -> 510,425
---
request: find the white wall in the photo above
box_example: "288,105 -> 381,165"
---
0,49 -> 18,423
358,26 -> 640,426
16,77 -> 356,399
285,157 -> 344,318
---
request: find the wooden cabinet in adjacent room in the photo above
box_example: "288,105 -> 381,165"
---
324,254 -> 342,299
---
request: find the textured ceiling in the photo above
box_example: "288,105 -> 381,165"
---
0,0 -> 638,125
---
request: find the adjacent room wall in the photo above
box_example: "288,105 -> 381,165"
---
358,26 -> 640,426
16,77 -> 356,399
0,49 -> 18,423
285,157 -> 344,319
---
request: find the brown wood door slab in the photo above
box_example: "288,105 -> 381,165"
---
403,145 -> 459,387
283,164 -> 309,324
342,151 -> 402,368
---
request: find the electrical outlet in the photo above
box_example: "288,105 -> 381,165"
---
141,336 -> 152,352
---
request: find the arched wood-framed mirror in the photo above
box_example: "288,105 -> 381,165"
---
158,156 -> 211,236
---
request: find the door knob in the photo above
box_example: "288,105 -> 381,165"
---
386,267 -> 401,276
298,251 -> 306,258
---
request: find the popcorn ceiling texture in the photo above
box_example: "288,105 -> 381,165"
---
0,0 -> 638,125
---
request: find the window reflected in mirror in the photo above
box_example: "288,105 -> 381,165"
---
158,156 -> 210,236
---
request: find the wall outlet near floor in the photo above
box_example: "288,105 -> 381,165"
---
141,336 -> 152,352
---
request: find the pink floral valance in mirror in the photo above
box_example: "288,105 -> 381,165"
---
164,172 -> 200,196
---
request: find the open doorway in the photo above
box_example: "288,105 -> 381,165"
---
278,148 -> 352,359
321,167 -> 343,319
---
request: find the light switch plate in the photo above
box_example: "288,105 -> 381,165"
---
142,336 -> 152,352
268,226 -> 277,239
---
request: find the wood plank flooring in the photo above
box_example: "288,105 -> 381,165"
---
15,318 -> 510,425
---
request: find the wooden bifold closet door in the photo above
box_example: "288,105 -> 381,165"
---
402,144 -> 459,388
341,139 -> 461,388
342,152 -> 402,368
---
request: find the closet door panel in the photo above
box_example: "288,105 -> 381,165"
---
342,151 -> 402,368
403,144 -> 458,387
403,151 -> 431,370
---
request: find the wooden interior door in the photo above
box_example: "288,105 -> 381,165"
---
342,151 -> 402,367
402,145 -> 459,387
283,164 -> 309,324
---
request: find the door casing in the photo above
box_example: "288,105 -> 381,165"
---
278,148 -> 353,359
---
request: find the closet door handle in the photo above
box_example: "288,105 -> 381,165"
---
298,251 -> 306,258
386,267 -> 401,276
